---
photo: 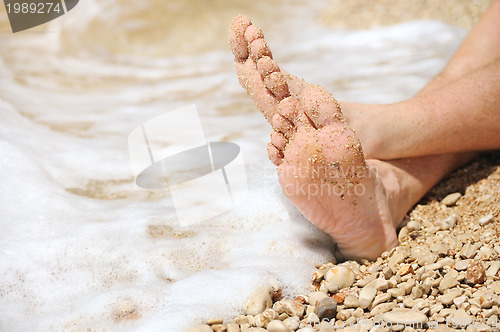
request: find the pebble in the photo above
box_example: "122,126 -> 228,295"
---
448,309 -> 473,327
486,261 -> 500,277
461,243 -> 480,259
343,295 -> 359,308
186,325 -> 213,332
245,286 -> 272,315
227,323 -> 239,332
479,214 -> 495,226
308,291 -> 328,306
438,271 -> 459,292
411,245 -> 437,265
439,289 -> 463,305
411,286 -> 423,299
324,266 -> 355,292
273,300 -> 305,318
437,215 -> 457,231
313,297 -> 337,320
207,318 -> 224,325
430,243 -> 450,256
454,259 -> 470,271
388,251 -> 408,267
407,220 -> 422,232
241,328 -> 267,332
266,320 -> 291,332
466,260 -> 486,284
398,264 -> 414,276
359,286 -> 377,309
399,278 -> 416,295
372,293 -> 391,308
388,288 -> 404,298
370,302 -> 395,315
367,278 -> 390,291
441,192 -> 461,206
382,309 -> 427,325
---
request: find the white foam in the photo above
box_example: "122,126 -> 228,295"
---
0,1 -> 465,331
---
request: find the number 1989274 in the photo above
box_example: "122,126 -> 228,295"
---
5,2 -> 62,14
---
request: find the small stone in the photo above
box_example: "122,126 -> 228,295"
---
439,289 -> 463,305
207,318 -> 224,325
407,220 -> 422,232
453,296 -> 467,307
478,293 -> 494,308
447,309 -> 473,328
273,301 -> 305,318
398,226 -> 410,242
398,264 -> 414,276
314,297 -> 337,320
383,266 -> 394,279
486,261 -> 500,277
388,251 -> 408,267
411,286 -> 423,299
308,291 -> 328,306
266,320 -> 291,332
388,288 -> 404,298
185,325 -> 213,332
245,286 -> 272,315
461,243 -> 480,259
227,323 -> 240,332
441,192 -> 461,206
430,243 -> 450,256
366,277 -> 390,291
439,271 -> 459,292
343,295 -> 359,308
466,260 -> 486,284
371,293 -> 391,308
454,259 -> 470,271
437,215 -> 457,231
411,245 -> 437,265
421,278 -> 432,295
332,293 -> 345,304
241,328 -> 267,332
399,278 -> 416,295
382,309 -> 427,325
324,266 -> 355,292
479,214 -> 495,226
370,302 -> 395,316
430,303 -> 443,315
359,286 -> 377,309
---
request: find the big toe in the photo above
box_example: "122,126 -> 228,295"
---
229,15 -> 252,61
300,85 -> 343,129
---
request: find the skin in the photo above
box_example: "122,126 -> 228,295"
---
228,1 -> 500,260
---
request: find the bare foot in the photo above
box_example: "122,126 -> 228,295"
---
229,15 -> 401,260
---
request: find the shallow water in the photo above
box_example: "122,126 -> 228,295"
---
0,1 -> 466,331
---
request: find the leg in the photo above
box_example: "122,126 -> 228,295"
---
344,0 -> 500,159
229,16 -> 476,260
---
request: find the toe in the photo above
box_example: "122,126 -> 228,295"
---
300,85 -> 343,129
229,15 -> 252,61
249,38 -> 272,61
244,24 -> 264,43
270,131 -> 287,150
264,71 -> 290,100
267,143 -> 283,166
271,113 -> 294,138
278,97 -> 313,129
257,56 -> 279,77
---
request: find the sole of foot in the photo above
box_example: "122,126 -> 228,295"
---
229,15 -> 399,260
